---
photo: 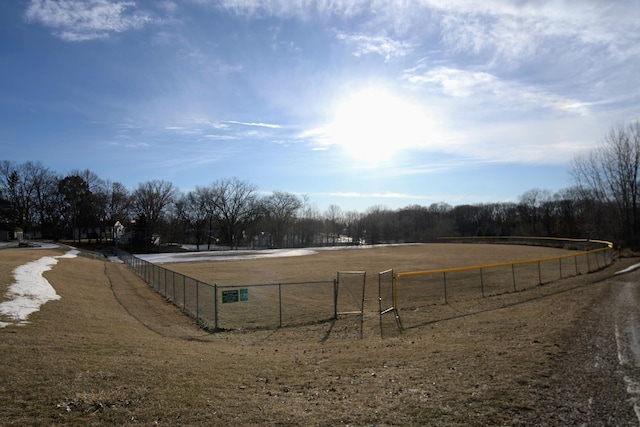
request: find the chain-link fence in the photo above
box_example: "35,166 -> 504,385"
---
119,237 -> 614,334
118,250 -> 336,331
388,238 -> 614,330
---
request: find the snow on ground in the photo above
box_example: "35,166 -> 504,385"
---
137,248 -> 318,264
615,263 -> 640,276
136,243 -> 420,264
137,243 -> 421,264
0,248 -> 78,328
0,241 -> 60,250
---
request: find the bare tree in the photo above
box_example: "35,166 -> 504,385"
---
363,205 -> 390,244
572,121 -> 640,245
208,177 -> 261,249
343,210 -> 364,244
131,180 -> 178,226
0,161 -> 54,233
58,174 -> 93,243
191,186 -> 219,249
517,188 -> 552,236
34,170 -> 63,239
548,187 -> 586,238
427,202 -> 456,238
105,181 -> 131,225
175,190 -> 209,250
324,204 -> 343,245
129,180 -> 178,250
263,191 -> 302,248
296,196 -> 322,246
69,170 -> 109,243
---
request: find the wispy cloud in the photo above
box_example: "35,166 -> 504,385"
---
428,0 -> 640,63
336,32 -> 413,62
109,140 -> 150,149
404,65 -> 589,115
152,31 -> 244,75
204,0 -> 370,19
324,191 -> 426,200
25,0 -> 153,41
164,126 -> 205,135
208,1 -> 639,65
204,134 -> 238,141
223,120 -> 283,129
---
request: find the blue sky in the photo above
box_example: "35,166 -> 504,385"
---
1,0 -> 638,213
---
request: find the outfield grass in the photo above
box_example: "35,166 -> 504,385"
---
156,243 -> 592,331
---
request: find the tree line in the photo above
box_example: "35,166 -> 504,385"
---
1,121 -> 639,251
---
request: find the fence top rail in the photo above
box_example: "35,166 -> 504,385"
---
396,245 -> 613,278
216,280 -> 335,289
437,236 -> 613,248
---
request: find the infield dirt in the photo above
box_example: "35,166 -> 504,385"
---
0,244 -> 636,425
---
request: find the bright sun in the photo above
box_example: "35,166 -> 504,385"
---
325,87 -> 429,165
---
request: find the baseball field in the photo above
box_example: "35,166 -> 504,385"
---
0,243 -> 630,425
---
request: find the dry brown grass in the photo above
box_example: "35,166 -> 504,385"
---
160,243 -> 598,331
161,243 -> 573,285
0,244 -> 633,425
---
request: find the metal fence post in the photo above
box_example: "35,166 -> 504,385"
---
443,272 -> 447,303
479,268 -> 484,298
537,261 -> 542,285
278,283 -> 283,328
511,264 -> 516,291
214,284 -> 218,330
333,278 -> 338,319
171,271 -> 175,302
559,258 -> 563,279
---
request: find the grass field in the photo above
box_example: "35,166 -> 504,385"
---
153,243 -> 603,333
0,243 -> 629,425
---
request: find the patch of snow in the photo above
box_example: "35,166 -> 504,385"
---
0,249 -> 78,328
615,263 -> 640,276
137,248 -> 318,264
135,243 -> 422,264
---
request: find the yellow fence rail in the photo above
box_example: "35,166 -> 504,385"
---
381,237 -> 614,331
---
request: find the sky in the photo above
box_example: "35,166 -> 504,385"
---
1,0 -> 639,213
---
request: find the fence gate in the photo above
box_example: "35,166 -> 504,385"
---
335,271 -> 366,338
379,269 -> 403,336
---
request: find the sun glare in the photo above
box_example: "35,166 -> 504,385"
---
325,88 -> 429,165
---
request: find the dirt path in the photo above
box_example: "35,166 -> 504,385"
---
104,262 -> 211,341
521,266 -> 640,426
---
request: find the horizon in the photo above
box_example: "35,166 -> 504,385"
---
2,1 -> 639,212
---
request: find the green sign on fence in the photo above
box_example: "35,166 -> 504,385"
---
222,288 -> 249,304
